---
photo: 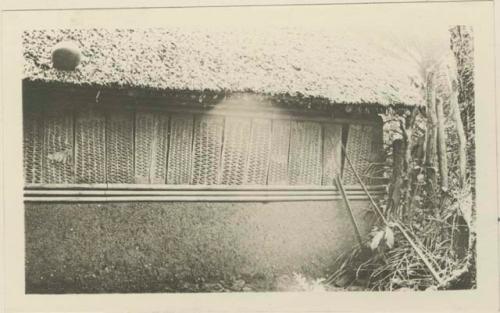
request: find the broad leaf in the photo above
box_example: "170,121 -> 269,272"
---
385,227 -> 395,249
370,230 -> 385,251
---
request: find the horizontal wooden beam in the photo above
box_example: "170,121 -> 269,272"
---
26,190 -> 378,195
24,185 -> 385,203
135,105 -> 381,125
25,183 -> 386,191
24,195 -> 378,203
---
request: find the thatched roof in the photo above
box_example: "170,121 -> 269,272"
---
23,28 -> 424,108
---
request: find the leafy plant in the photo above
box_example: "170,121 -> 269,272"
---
325,26 -> 475,291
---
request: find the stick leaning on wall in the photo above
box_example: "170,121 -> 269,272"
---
339,142 -> 445,286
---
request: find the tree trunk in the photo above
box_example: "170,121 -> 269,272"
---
450,24 -> 476,288
389,139 -> 404,215
404,108 -> 418,170
449,82 -> 467,187
425,72 -> 438,196
400,108 -> 419,219
435,96 -> 448,191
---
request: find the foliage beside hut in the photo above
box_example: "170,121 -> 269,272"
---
326,26 -> 476,291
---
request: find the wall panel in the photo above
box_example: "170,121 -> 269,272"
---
267,120 -> 291,185
106,109 -> 134,183
167,114 -> 193,184
75,105 -> 106,183
322,123 -> 342,185
220,117 -> 251,185
135,111 -> 170,184
191,116 -> 224,185
23,104 -> 44,184
42,101 -> 74,184
244,119 -> 272,185
288,121 -> 322,185
151,113 -> 170,184
343,124 -> 383,185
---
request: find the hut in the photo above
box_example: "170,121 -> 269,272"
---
22,28 -> 423,293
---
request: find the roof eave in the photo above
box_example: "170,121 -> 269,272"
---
22,78 -> 421,113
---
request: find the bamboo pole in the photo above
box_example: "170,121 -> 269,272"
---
25,189 -> 384,196
340,142 -> 445,285
340,142 -> 388,225
24,183 -> 386,191
335,176 -> 364,248
393,222 -> 445,285
24,195 -> 375,203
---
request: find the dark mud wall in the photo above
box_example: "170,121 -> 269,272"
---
25,200 -> 373,293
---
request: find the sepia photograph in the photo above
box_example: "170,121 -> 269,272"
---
21,24 -> 477,293
1,1 -> 497,312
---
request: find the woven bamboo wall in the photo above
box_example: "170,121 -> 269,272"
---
107,109 -> 134,183
343,124 -> 384,185
23,100 -> 383,186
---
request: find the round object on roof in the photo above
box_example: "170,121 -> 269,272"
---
51,41 -> 81,71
